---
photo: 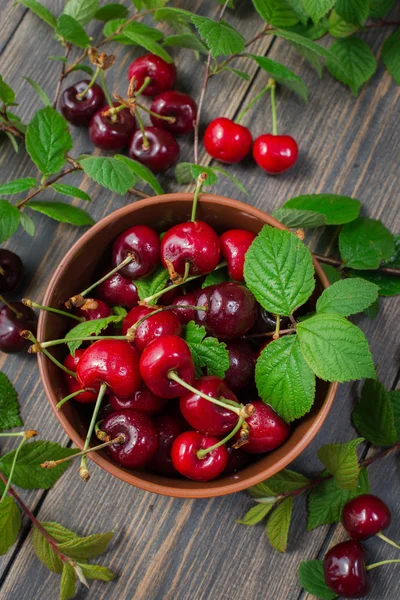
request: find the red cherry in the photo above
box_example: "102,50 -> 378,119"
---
150,91 -> 197,134
127,53 -> 177,97
224,341 -> 256,392
109,383 -> 167,415
204,117 -> 252,164
171,290 -> 199,324
122,305 -> 182,353
220,229 -> 256,281
342,494 -> 392,541
102,409 -> 158,468
0,249 -> 23,294
63,350 -> 97,404
128,126 -> 180,173
60,80 -> 105,126
251,307 -> 292,335
180,375 -> 238,436
224,443 -> 251,474
76,340 -> 141,399
140,335 -> 195,399
147,413 -> 186,476
161,221 -> 220,277
239,400 -> 290,454
324,540 -> 370,598
0,302 -> 37,354
112,225 -> 160,280
171,431 -> 228,481
74,298 -> 111,321
253,134 -> 298,174
89,103 -> 136,150
97,269 -> 139,309
158,279 -> 178,305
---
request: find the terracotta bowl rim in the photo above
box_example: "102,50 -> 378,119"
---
38,192 -> 338,499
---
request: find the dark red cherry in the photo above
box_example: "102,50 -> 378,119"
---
89,103 -> 136,150
324,540 -> 370,598
109,383 -> 167,415
150,91 -> 197,134
63,350 -> 97,404
0,302 -> 36,353
60,80 -> 105,126
112,224 -> 160,280
220,229 -> 256,281
161,221 -> 220,277
140,335 -> 195,399
251,307 -> 291,335
195,282 -> 258,340
171,290 -> 199,324
74,298 -> 112,321
171,431 -> 228,481
158,279 -> 178,306
180,375 -> 238,436
122,305 -> 182,353
127,53 -> 177,97
239,400 -> 290,454
224,341 -> 256,393
97,269 -> 139,310
204,117 -> 252,164
128,126 -> 180,173
0,249 -> 23,294
76,340 -> 141,398
147,413 -> 186,476
253,134 -> 298,174
102,408 -> 158,468
224,443 -> 251,474
342,494 -> 392,541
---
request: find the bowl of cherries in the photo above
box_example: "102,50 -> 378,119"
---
37,191 -> 336,498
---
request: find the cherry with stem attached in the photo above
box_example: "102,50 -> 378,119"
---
342,494 -> 400,549
78,382 -> 108,481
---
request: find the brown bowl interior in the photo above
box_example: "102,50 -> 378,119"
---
38,193 -> 337,498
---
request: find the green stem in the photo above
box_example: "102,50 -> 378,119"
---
71,254 -> 134,302
235,83 -> 272,124
191,174 -> 206,222
22,299 -> 83,322
126,304 -> 207,340
0,432 -> 26,438
367,559 -> 400,571
41,435 -> 124,469
135,109 -> 149,149
101,69 -> 114,110
95,420 -> 106,441
0,294 -> 23,319
36,335 -> 127,351
0,435 -> 27,503
377,532 -> 400,551
76,67 -> 100,99
197,418 -> 244,459
136,102 -> 175,123
56,389 -> 87,411
22,331 -> 77,377
79,382 -> 108,481
270,80 -> 277,136
273,315 -> 280,340
135,76 -> 151,97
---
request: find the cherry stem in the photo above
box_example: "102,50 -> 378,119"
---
101,69 -> 114,114
41,434 -> 125,469
79,382 -> 108,481
366,559 -> 400,571
126,304 -> 207,340
21,330 -> 77,378
135,109 -> 150,149
22,298 -> 83,322
0,265 -> 6,276
33,335 -> 127,352
191,173 -> 207,222
135,76 -> 151,97
312,253 -> 400,277
95,420 -> 106,441
0,434 -> 28,502
235,83 -> 273,124
76,66 -> 101,100
136,102 -> 176,123
0,294 -> 23,319
197,417 -> 244,459
376,532 -> 400,551
244,327 -> 296,340
56,389 -> 87,411
270,79 -> 278,136
273,315 -> 280,340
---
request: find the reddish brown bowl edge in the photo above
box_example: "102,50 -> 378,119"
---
38,193 -> 338,499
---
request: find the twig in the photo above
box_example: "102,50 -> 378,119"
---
364,19 -> 400,28
211,25 -> 272,77
53,44 -> 71,108
127,187 -> 150,199
313,253 -> 400,277
16,166 -> 81,210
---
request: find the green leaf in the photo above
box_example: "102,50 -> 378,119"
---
0,111 -> 26,133
58,530 -> 114,559
0,441 -> 79,489
102,18 -> 132,44
0,497 -> 21,555
112,305 -> 127,318
363,297 -> 379,319
63,0 -> 99,26
272,207 -> 327,228
328,9 -> 360,37
255,335 -> 316,422
60,562 -> 76,600
248,469 -> 310,498
26,107 -> 72,176
184,321 -> 230,378
316,278 -> 379,317
282,193 -> 360,225
339,217 -> 394,270
5,132 -> 19,153
382,29 -> 400,85
0,75 -> 16,105
326,37 -> 377,95
297,313 -> 375,382
123,23 -> 172,62
51,183 -> 91,202
317,438 -> 363,490
65,315 -> 124,355
212,166 -> 248,195
390,389 -> 400,441
244,225 -> 315,316
23,77 -> 51,106
0,178 -> 36,195
273,28 -> 345,68
163,33 -> 208,54
28,201 -> 93,226
266,497 -> 293,552
248,54 -> 308,101
132,0 -> 168,9
202,269 -> 230,288
79,156 -> 136,195
298,560 -> 338,600
78,563 -> 116,581
175,162 -> 218,186
32,526 -> 64,573
154,7 -> 194,26
19,211 -> 36,236
16,0 -> 57,28
252,0 -> 299,26
0,372 -> 22,432
286,0 -> 310,24
237,503 -> 274,525
94,3 -> 128,21
302,0 -> 335,23
135,265 -> 169,304
352,378 -> 397,446
192,16 -> 245,58
0,200 -> 20,243
38,521 -> 80,545
114,155 -> 164,195
321,264 -> 341,284
56,14 -> 91,48
347,234 -> 400,296
369,0 -> 394,19
219,66 -> 250,80
335,0 -> 369,25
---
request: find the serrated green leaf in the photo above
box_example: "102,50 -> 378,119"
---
112,305 -> 127,317
23,77 -> 51,106
63,0 -> 99,26
135,265 -> 169,304
60,562 -> 76,600
174,162 -> 195,185
123,23 -> 172,62
175,163 -> 218,186
16,0 -> 57,28
369,0 -> 394,19
282,194 -> 360,225
19,211 -> 36,236
0,75 -> 16,105
114,155 -> 164,195
321,264 -> 341,285
302,0 -> 335,23
248,468 -> 310,498
326,37 -> 377,95
33,526 -> 64,573
58,530 -> 114,559
26,107 -> 72,176
286,0 -> 310,23
244,225 -> 315,316
237,503 -> 274,525
266,497 -> 293,552
79,156 -> 136,195
202,269 -> 230,288
256,335 -> 316,422
252,0 -> 299,26
51,183 -> 91,201
328,9 -> 360,37
297,313 -> 375,382
38,521 -> 80,545
56,14 -> 91,48
28,201 -> 93,226
339,217 -> 394,270
65,314 -> 124,354
317,438 -> 363,490
316,278 -> 379,317
184,321 -> 230,378
0,372 -> 22,432
363,297 -> 379,319
154,7 -> 194,26
163,33 -> 208,54
0,111 -> 26,133
220,66 -> 250,80
390,389 -> 400,441
5,131 -> 19,153
78,562 -> 116,581
0,497 -> 21,555
103,18 -> 132,44
0,178 -> 36,195
347,234 -> 400,296
94,2 -> 128,21
248,54 -> 308,101
298,560 -> 338,600
272,207 -> 327,228
212,167 -> 248,195
192,16 -> 245,58
382,29 -> 400,85
273,29 -> 346,73
132,0 -> 168,9
335,0 -> 369,25
352,379 -> 397,446
0,200 -> 20,243
71,64 -> 94,75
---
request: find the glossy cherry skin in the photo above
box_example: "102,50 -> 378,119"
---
161,221 -> 220,277
76,340 -> 141,399
89,103 -> 136,150
0,302 -> 37,353
171,290 -> 199,324
342,494 -> 392,541
204,117 -> 252,164
60,80 -> 105,126
224,444 -> 251,474
251,307 -> 291,335
195,283 -> 258,340
112,225 -> 160,280
220,229 -> 256,281
253,134 -> 298,174
224,341 -> 256,392
128,126 -> 180,173
239,400 -> 290,454
74,298 -> 112,321
147,413 -> 186,476
127,53 -> 177,97
63,350 -> 97,404
102,409 -> 158,468
150,91 -> 197,134
180,376 -> 238,436
171,431 -> 228,482
0,249 -> 23,294
140,335 -> 195,399
97,269 -> 139,310
122,305 -> 182,353
109,383 -> 167,415
324,540 -> 370,598
158,279 -> 178,305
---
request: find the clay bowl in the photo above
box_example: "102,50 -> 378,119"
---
38,193 -> 337,499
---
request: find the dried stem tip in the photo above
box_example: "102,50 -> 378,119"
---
79,466 -> 90,482
24,430 -> 38,439
22,298 -> 33,307
295,229 -> 305,241
28,343 -> 41,354
65,294 -> 85,309
41,461 -> 58,469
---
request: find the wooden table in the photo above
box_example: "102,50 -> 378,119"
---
1,2 -> 399,599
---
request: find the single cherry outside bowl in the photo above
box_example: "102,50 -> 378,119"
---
38,193 -> 337,499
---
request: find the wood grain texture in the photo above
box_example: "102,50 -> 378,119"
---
0,1 -> 399,599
